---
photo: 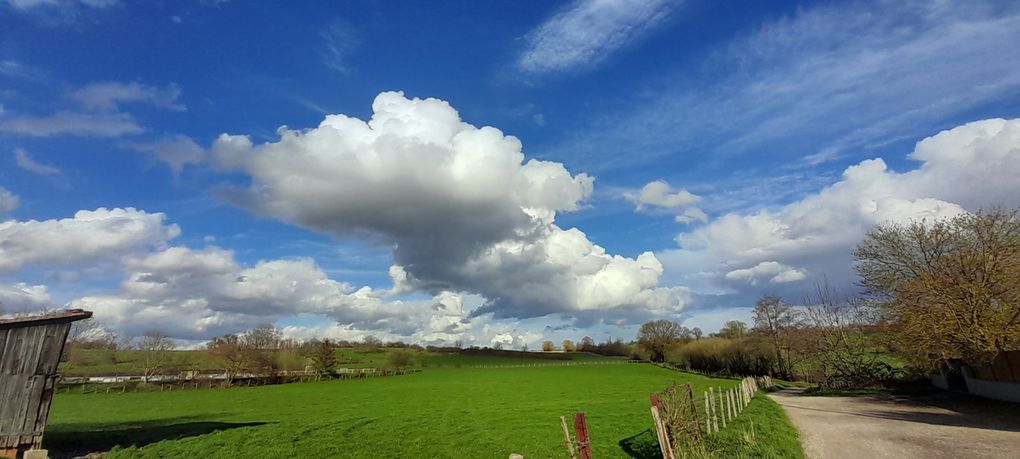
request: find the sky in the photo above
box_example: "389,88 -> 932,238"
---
2,0 -> 1020,348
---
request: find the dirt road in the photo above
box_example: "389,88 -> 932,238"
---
770,390 -> 1020,459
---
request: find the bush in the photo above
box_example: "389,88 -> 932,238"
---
671,338 -> 775,376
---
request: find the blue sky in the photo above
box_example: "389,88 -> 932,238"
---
2,0 -> 1020,346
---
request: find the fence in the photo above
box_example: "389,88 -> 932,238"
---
56,368 -> 420,395
650,376 -> 774,458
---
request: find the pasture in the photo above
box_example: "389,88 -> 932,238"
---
45,363 -> 802,458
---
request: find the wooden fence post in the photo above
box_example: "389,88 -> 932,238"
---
703,392 -> 711,434
560,416 -> 576,459
717,387 -> 726,428
573,412 -> 592,459
649,394 -> 674,459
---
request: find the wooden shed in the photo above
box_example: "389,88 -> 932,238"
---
1,309 -> 92,458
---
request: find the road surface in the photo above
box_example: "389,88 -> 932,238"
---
770,390 -> 1020,459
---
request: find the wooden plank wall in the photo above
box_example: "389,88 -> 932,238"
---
0,321 -> 72,454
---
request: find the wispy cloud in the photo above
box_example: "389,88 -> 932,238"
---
0,111 -> 142,137
5,0 -> 117,9
69,82 -> 185,112
320,18 -> 359,74
14,148 -> 61,175
517,0 -> 678,75
551,1 -> 1020,172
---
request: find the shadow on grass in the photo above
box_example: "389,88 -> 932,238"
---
618,429 -> 661,459
45,417 -> 268,458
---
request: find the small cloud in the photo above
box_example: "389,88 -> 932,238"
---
0,111 -> 142,137
725,261 -> 807,285
14,148 -> 61,175
6,0 -> 118,9
625,180 -> 701,210
171,15 -> 182,23
69,81 -> 185,112
800,147 -> 843,166
128,135 -> 205,172
0,186 -> 18,213
674,207 -> 708,224
532,113 -> 546,126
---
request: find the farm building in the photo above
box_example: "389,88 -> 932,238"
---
1,309 -> 93,458
932,351 -> 1020,403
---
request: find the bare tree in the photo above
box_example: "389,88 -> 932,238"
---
637,320 -> 684,362
137,331 -> 175,382
691,327 -> 703,340
207,334 -> 248,383
854,208 -> 1020,367
802,283 -> 892,388
716,320 -> 748,339
579,336 -> 596,352
752,295 -> 803,378
242,324 -> 281,376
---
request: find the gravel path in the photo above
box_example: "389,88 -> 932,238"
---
769,390 -> 1020,459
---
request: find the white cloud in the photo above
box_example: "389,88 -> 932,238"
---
14,148 -> 61,175
625,180 -> 700,210
69,245 -> 482,340
725,261 -> 806,285
0,207 -> 180,274
661,118 -> 1020,299
0,111 -> 143,137
69,82 -> 184,112
0,282 -> 52,314
5,0 -> 117,9
177,91 -> 687,323
0,186 -> 18,213
129,135 -> 205,172
518,0 -> 677,75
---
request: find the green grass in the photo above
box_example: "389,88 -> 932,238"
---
44,364 -> 801,458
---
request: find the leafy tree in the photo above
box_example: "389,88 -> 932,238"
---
637,320 -> 684,362
387,349 -> 415,368
717,320 -> 748,339
308,339 -> 337,375
541,341 -> 556,352
137,331 -> 174,382
854,208 -> 1020,367
691,327 -> 703,340
579,336 -> 596,352
562,340 -> 576,352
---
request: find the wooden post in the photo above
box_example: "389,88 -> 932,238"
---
649,394 -> 674,459
573,413 -> 592,459
704,392 -> 711,434
560,416 -> 576,459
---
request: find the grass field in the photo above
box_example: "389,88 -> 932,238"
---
45,364 -> 802,458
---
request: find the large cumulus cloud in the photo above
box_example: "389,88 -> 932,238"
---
662,118 -> 1020,304
201,92 -> 685,321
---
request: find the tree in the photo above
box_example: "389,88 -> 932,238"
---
388,349 -> 415,368
207,334 -> 247,382
579,336 -> 596,352
562,340 -> 576,352
137,331 -> 175,382
637,320 -> 684,362
542,341 -> 556,352
242,324 -> 281,376
717,320 -> 748,339
308,339 -> 337,375
691,327 -> 703,340
363,335 -> 382,351
752,295 -> 802,378
854,208 -> 1020,367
